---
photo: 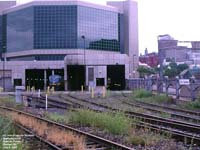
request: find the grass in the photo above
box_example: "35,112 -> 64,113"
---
0,96 -> 24,110
132,89 -> 174,104
0,116 -> 16,135
159,112 -> 171,118
133,89 -> 152,98
0,96 -> 16,107
45,112 -> 69,124
180,99 -> 200,110
127,128 -> 171,146
69,109 -> 131,135
0,116 -> 27,150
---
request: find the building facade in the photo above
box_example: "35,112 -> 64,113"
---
139,52 -> 159,68
0,0 -> 138,91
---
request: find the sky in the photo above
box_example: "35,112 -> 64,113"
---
6,0 -> 200,54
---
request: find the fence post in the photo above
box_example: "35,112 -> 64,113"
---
190,76 -> 196,101
45,94 -> 48,110
165,76 -> 169,96
176,76 -> 180,99
147,76 -> 152,91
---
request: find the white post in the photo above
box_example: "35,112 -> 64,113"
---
45,94 -> 48,110
38,89 -> 40,98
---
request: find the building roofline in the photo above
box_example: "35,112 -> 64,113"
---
3,0 -> 121,14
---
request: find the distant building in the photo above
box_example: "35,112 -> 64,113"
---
139,52 -> 159,68
158,35 -> 190,63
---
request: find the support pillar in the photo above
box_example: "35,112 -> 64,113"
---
64,65 -> 68,91
44,70 -> 47,91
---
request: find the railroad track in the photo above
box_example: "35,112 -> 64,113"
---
24,95 -> 78,109
15,124 -> 62,150
57,94 -> 200,145
122,100 -> 200,124
0,105 -> 133,150
23,93 -> 200,145
121,92 -> 200,116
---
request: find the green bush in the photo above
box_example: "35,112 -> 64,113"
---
133,89 -> 152,98
153,94 -> 174,104
69,109 -> 131,135
183,99 -> 200,110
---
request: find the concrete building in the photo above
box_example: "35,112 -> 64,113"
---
0,0 -> 138,91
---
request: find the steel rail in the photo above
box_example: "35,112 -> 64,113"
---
121,92 -> 200,116
0,105 -> 134,150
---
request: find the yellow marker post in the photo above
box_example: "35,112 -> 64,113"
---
51,86 -> 55,94
102,86 -> 106,98
47,86 -> 50,95
81,85 -> 84,92
33,86 -> 35,92
91,87 -> 94,98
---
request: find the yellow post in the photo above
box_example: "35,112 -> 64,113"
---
33,86 -> 35,92
102,86 -> 106,98
51,86 -> 55,94
81,85 -> 84,92
91,87 -> 94,98
47,86 -> 50,95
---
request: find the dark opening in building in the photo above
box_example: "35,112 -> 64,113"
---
107,65 -> 125,90
25,69 -> 64,90
67,65 -> 85,91
13,79 -> 22,86
25,69 -> 44,90
96,78 -> 105,86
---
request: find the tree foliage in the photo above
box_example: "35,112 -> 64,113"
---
137,66 -> 155,78
163,63 -> 189,78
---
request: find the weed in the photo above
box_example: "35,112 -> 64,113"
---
45,112 -> 69,124
70,109 -> 131,135
132,89 -> 152,98
7,112 -> 86,149
133,91 -> 174,105
159,112 -> 171,118
127,128 -> 171,146
183,99 -> 200,110
0,96 -> 15,107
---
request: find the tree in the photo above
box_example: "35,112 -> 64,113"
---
163,63 -> 189,78
137,66 -> 155,78
177,64 -> 189,74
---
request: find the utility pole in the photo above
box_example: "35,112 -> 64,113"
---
81,35 -> 86,89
